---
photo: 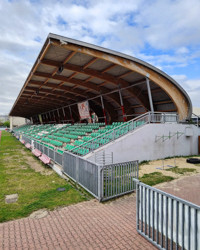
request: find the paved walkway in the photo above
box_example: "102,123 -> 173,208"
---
156,173 -> 200,206
0,194 -> 156,250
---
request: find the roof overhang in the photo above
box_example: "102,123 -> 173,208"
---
9,33 -> 192,121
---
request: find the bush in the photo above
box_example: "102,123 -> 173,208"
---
3,121 -> 10,127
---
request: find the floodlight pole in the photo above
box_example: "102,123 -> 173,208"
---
100,95 -> 107,125
146,77 -> 154,113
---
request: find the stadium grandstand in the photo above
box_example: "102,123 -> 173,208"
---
10,33 -> 199,171
6,32 -> 200,250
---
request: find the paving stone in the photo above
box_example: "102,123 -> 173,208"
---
5,194 -> 18,204
29,209 -> 48,219
0,194 -> 156,249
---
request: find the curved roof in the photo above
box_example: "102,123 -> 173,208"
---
9,33 -> 192,122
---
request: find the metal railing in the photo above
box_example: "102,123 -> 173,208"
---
22,135 -> 31,144
63,151 -> 100,199
63,151 -> 138,200
94,151 -> 113,165
102,161 -> 138,201
192,113 -> 200,127
20,135 -> 139,201
70,112 -> 179,156
33,141 -> 63,167
133,179 -> 200,250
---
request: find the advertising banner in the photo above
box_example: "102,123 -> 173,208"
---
78,101 -> 91,120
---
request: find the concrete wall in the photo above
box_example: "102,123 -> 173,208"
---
85,123 -> 200,164
10,116 -> 27,130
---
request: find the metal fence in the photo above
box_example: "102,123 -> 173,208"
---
63,151 -> 100,198
134,179 -> 200,250
62,150 -> 138,200
55,151 -> 63,166
22,135 -> 31,144
94,151 -> 113,165
102,161 -> 138,201
17,133 -> 139,201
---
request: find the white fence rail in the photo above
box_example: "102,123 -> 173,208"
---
134,179 -> 200,250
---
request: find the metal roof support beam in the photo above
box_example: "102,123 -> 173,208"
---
40,59 -> 149,110
69,106 -> 74,124
62,107 -> 66,119
100,95 -> 107,125
50,40 -> 191,120
146,77 -> 154,113
118,88 -> 127,122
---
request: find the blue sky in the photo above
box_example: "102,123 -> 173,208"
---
0,0 -> 200,115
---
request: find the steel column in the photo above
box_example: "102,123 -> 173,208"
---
69,106 -> 74,124
119,88 -> 127,122
100,95 -> 107,124
146,77 -> 154,113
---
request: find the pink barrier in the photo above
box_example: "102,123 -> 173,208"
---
25,143 -> 31,149
39,154 -> 51,164
32,149 -> 42,157
20,139 -> 25,144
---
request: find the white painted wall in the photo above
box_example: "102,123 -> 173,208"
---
10,116 -> 26,130
85,123 -> 200,164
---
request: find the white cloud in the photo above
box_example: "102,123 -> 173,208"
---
172,75 -> 200,108
0,0 -> 200,115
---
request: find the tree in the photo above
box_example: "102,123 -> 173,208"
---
3,121 -> 10,127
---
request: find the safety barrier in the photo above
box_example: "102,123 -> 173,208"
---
133,179 -> 200,250
21,136 -> 139,201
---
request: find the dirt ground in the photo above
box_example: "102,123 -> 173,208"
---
139,157 -> 200,179
21,149 -> 53,175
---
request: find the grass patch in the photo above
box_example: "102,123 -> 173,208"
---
165,166 -> 196,174
0,131 -> 88,222
139,172 -> 174,186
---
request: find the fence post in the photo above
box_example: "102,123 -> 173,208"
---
76,156 -> 79,183
136,180 -> 140,231
103,151 -> 105,166
98,165 -> 103,201
148,112 -> 151,123
136,160 -> 139,179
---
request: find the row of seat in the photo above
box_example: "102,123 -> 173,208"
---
14,119 -> 146,156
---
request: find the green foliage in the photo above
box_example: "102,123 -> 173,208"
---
139,172 -> 174,186
3,120 -> 10,127
165,166 -> 196,174
0,131 -> 87,222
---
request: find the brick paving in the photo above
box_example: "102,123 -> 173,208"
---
156,173 -> 200,206
0,194 -> 156,250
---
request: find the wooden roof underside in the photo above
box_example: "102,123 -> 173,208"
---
9,34 -> 191,121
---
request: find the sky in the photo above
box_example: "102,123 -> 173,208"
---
0,0 -> 200,115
